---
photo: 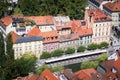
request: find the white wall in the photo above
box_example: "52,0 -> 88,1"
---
13,41 -> 43,59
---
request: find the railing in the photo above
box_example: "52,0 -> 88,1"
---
45,49 -> 107,64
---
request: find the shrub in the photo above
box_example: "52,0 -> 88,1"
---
87,43 -> 98,50
40,52 -> 51,59
51,49 -> 64,57
77,46 -> 86,52
65,48 -> 75,54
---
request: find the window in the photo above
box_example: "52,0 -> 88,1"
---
99,28 -> 101,31
102,32 -> 104,35
95,33 -> 97,36
96,24 -> 97,27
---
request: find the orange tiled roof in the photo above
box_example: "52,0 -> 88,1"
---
40,30 -> 59,43
78,27 -> 93,37
70,20 -> 81,32
0,16 -> 12,27
88,9 -> 111,22
56,22 -> 71,31
104,0 -> 120,12
41,69 -> 58,80
27,27 -> 41,36
40,30 -> 58,38
75,68 -> 97,80
10,31 -> 19,43
25,16 -> 54,25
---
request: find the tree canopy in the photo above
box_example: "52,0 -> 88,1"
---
18,0 -> 87,19
65,48 -> 75,54
87,43 -> 98,50
77,46 -> 86,52
36,65 -> 64,74
40,52 -> 51,59
6,33 -> 14,60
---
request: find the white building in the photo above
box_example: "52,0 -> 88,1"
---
85,9 -> 112,44
25,16 -> 56,32
0,16 -> 13,38
13,36 -> 43,59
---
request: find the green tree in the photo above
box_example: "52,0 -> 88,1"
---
51,49 -> 63,57
49,65 -> 64,72
36,65 -> 64,74
40,52 -> 51,59
18,0 -> 40,16
65,48 -> 75,54
13,6 -> 22,15
15,52 -> 37,76
77,46 -> 86,52
80,61 -> 99,69
87,43 -> 98,50
97,53 -> 107,63
36,65 -> 48,74
6,33 -> 14,60
0,0 -> 8,18
0,32 -> 6,80
99,42 -> 109,49
18,0 -> 87,19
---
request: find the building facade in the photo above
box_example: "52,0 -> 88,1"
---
85,9 -> 112,44
13,36 -> 43,59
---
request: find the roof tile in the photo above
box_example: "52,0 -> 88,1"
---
0,16 -> 12,27
25,16 -> 54,25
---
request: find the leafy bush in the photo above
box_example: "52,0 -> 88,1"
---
97,53 -> 107,62
40,52 -> 51,59
51,49 -> 64,57
87,43 -> 98,50
99,42 -> 109,49
65,48 -> 75,54
77,46 -> 86,52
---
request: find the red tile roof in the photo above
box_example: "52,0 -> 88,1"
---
88,9 -> 111,22
104,0 -> 120,12
10,31 -> 19,43
70,20 -> 81,32
0,16 -> 12,27
75,68 -> 97,80
40,30 -> 59,43
41,69 -> 58,80
27,27 -> 41,36
25,16 -> 54,25
27,27 -> 59,43
78,27 -> 93,37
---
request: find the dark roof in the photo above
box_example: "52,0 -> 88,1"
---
63,69 -> 75,80
90,72 -> 109,80
15,36 -> 43,43
98,59 -> 115,72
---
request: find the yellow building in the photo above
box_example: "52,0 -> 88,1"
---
11,32 -> 43,59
